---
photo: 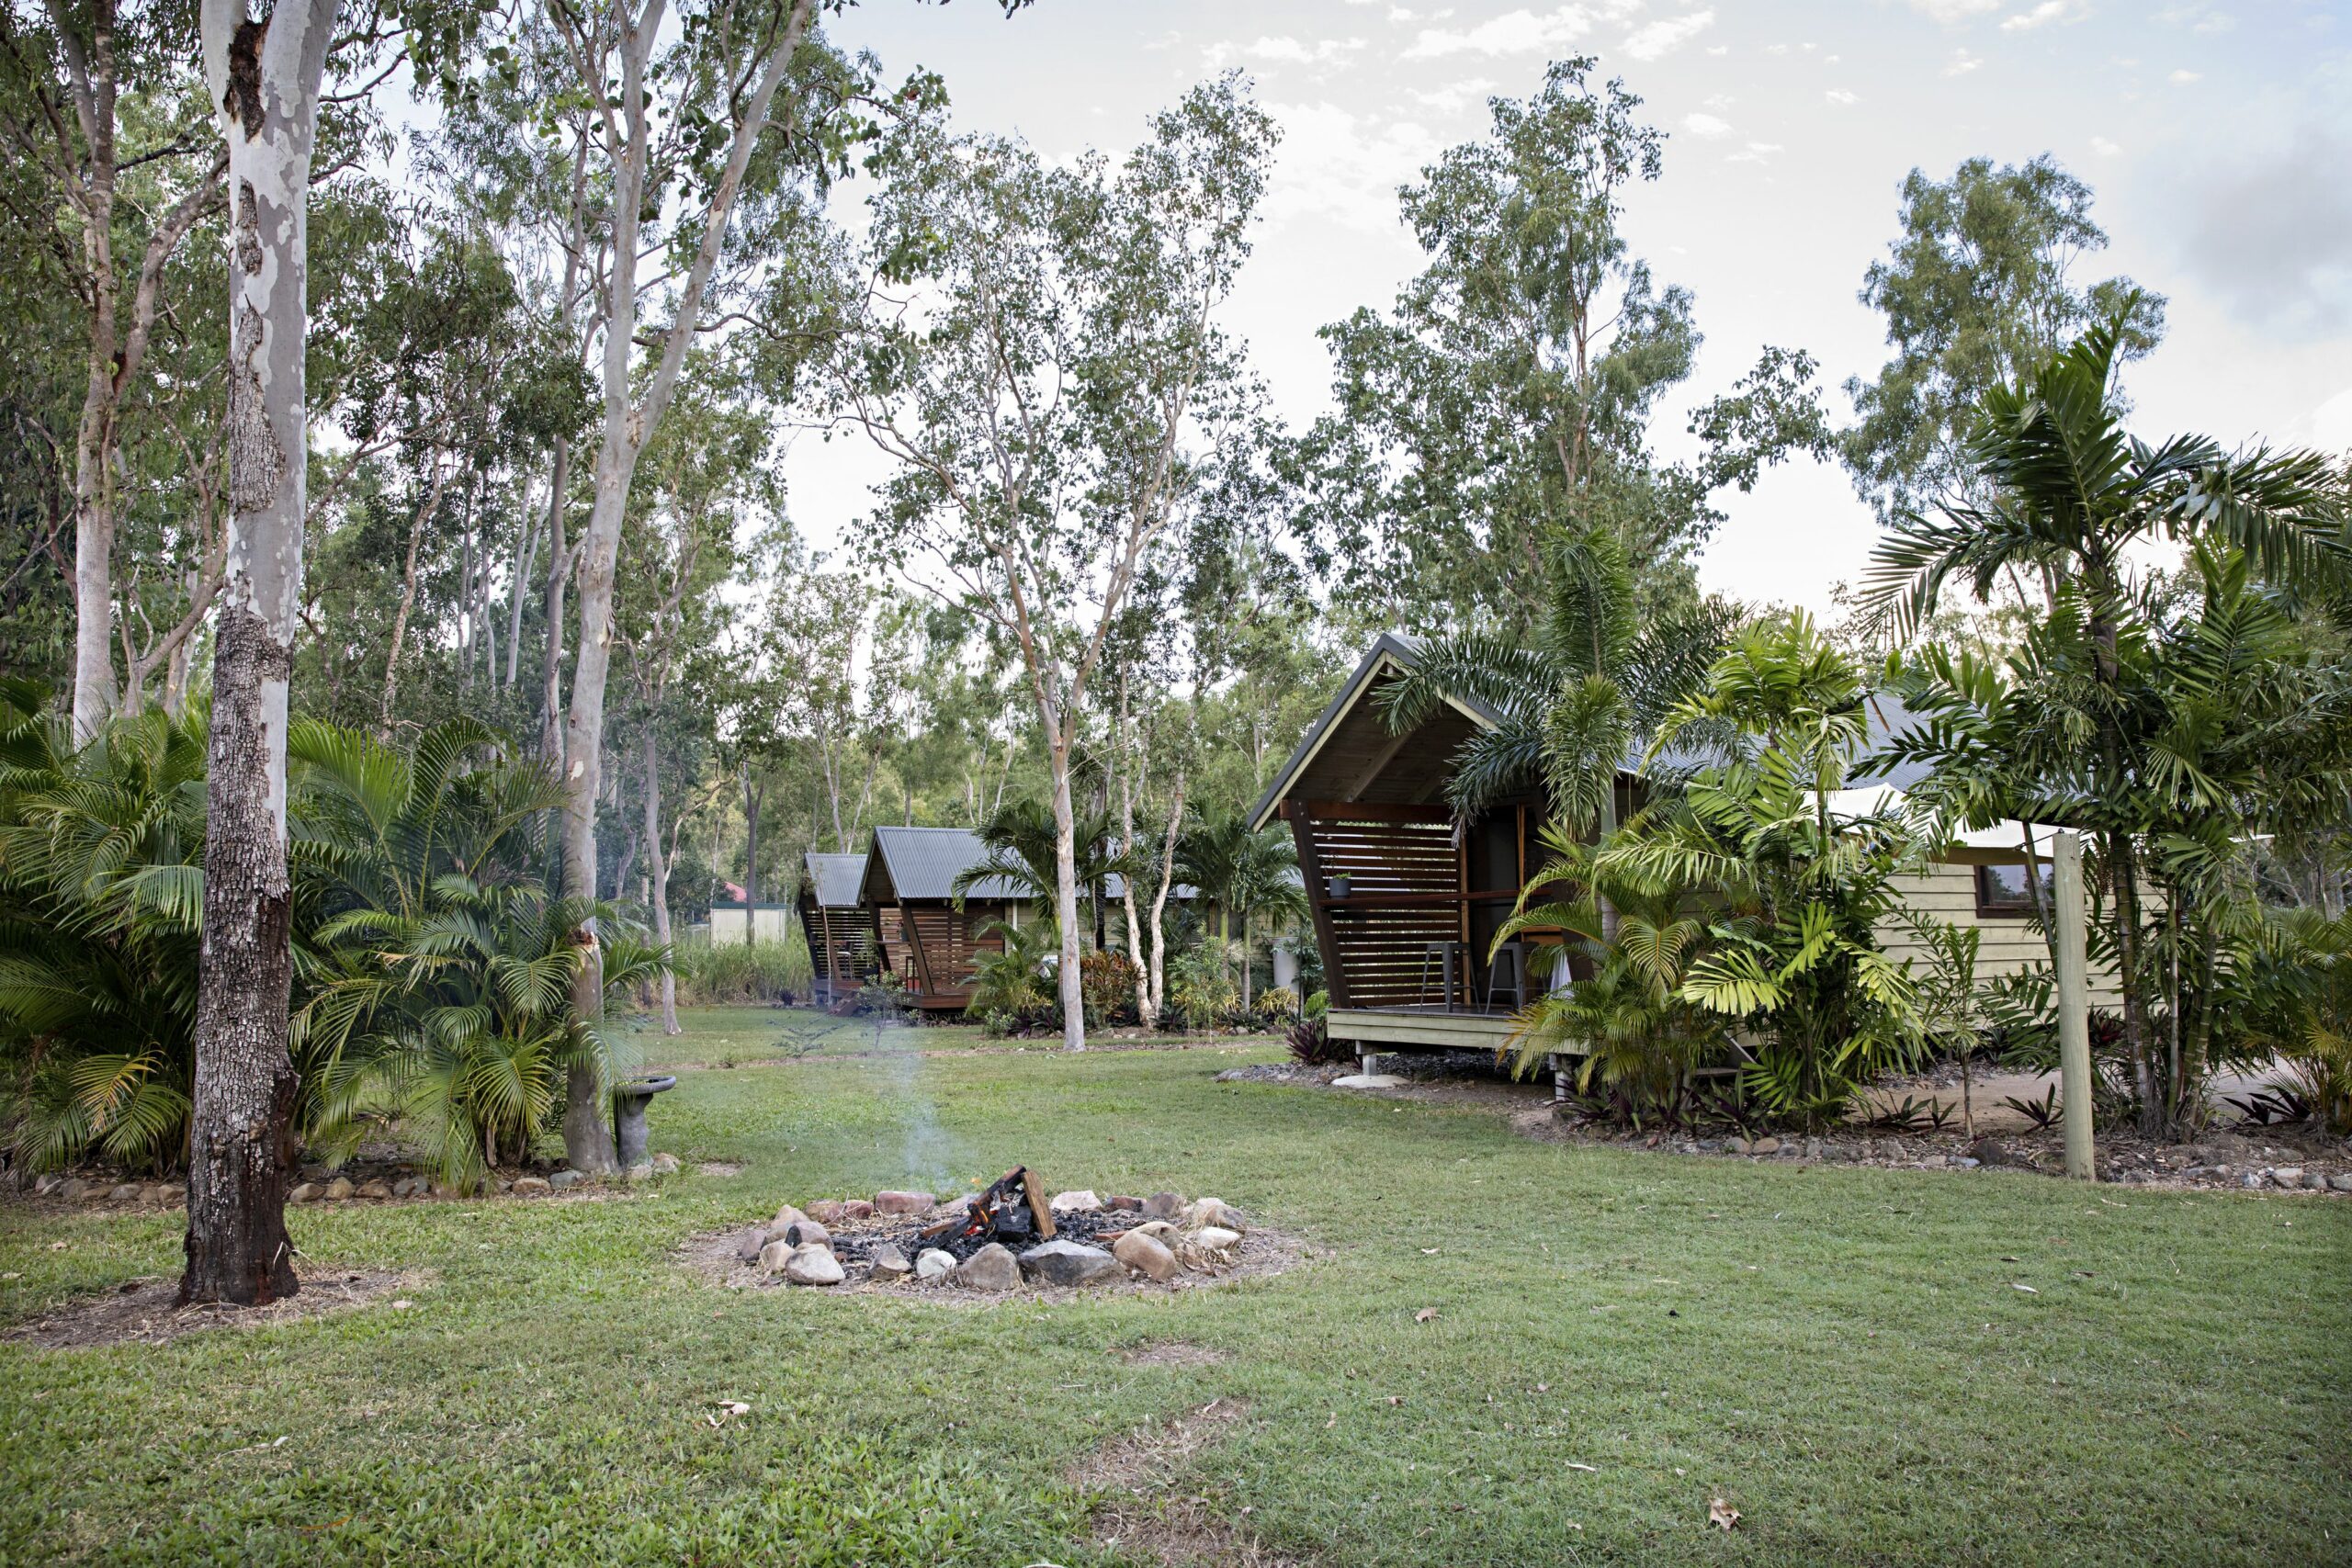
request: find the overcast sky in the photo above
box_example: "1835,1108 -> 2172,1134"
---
789,0 -> 2352,615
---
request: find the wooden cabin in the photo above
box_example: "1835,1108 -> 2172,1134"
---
1251,637 -> 2098,1067
797,852 -> 873,1009
859,827 -> 1028,1013
1247,635 -> 1592,1063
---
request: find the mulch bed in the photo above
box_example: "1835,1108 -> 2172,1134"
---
6,1265 -> 421,1351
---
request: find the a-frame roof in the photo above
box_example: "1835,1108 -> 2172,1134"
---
801,852 -> 867,908
860,826 -> 1026,904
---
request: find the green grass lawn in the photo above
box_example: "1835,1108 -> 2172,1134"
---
4,1016 -> 2348,1565
626,1005 -> 1284,1067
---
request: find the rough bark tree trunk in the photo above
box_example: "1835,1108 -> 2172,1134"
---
740,759 -> 763,948
181,0 -> 336,1308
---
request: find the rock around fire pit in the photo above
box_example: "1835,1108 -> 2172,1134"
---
685,1168 -> 1300,1301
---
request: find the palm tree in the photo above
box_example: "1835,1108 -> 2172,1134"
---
0,688 -> 210,1174
292,719 -> 662,1182
1175,807 -> 1306,1010
1864,304 -> 2349,1133
1376,523 -> 1742,937
951,796 -> 1130,950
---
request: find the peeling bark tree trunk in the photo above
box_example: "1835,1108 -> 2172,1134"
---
181,0 -> 337,1308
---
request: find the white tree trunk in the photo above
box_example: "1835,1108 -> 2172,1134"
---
555,0 -> 812,1173
182,0 -> 336,1307
644,730 -> 679,1033
1148,769 -> 1184,1021
1048,743 -> 1086,1050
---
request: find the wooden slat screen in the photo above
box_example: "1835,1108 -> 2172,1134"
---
1304,808 -> 1465,1008
905,906 -> 1005,998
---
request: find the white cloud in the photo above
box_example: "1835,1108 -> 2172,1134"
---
2313,387 -> 2352,454
1622,8 -> 1714,61
2091,135 -> 2122,155
1261,100 -> 1442,233
1704,43 -> 1727,54
2169,68 -> 2202,83
1825,88 -> 1858,105
1218,35 -> 1368,68
2000,2 -> 2074,31
1408,76 -> 1499,114
1402,2 -> 1641,59
1907,0 -> 1999,19
1728,140 -> 1783,164
1945,48 -> 1984,75
1681,111 -> 1734,138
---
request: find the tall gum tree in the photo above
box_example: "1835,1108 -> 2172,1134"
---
537,0 -> 830,1171
181,0 -> 337,1307
814,76 -> 1275,1049
0,0 -> 228,739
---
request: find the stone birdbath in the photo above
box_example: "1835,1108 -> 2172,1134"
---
612,1075 -> 676,1169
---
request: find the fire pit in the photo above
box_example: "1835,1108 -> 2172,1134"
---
688,1166 -> 1296,1299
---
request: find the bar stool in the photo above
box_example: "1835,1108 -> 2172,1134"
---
1484,941 -> 1530,1011
1417,941 -> 1459,1010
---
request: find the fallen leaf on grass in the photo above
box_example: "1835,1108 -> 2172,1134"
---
1566,1462 -> 1599,1472
1415,1307 -> 1439,1323
390,1299 -> 414,1311
1387,1395 -> 1401,1406
1709,1497 -> 1740,1531
2011,1284 -> 2038,1294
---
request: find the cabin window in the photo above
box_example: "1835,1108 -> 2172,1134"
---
1974,862 -> 2052,918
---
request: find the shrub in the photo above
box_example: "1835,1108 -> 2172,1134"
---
1165,944 -> 1238,1031
1255,985 -> 1300,1024
964,919 -> 1059,1025
1080,949 -> 1140,1026
1304,988 -> 1329,1020
1286,1016 -> 1351,1065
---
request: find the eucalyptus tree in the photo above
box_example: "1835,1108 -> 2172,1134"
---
1867,311 -> 2349,1134
179,0 -> 340,1307
525,0 -> 877,1170
1293,58 -> 1826,631
614,363 -> 763,1029
0,0 -> 227,739
815,75 -> 1276,1050
1845,154 -> 2165,535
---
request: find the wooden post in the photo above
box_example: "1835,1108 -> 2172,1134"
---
2053,831 -> 2096,1181
1285,803 -> 1351,1010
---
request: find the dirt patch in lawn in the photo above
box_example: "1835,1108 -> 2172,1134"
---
1116,1341 -> 1231,1369
5,1265 -> 424,1351
1073,1397 -> 1303,1567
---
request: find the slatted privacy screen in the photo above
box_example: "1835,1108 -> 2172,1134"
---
907,906 -> 1002,997
1296,804 -> 1472,1009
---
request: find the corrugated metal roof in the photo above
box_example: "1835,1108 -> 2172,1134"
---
802,852 -> 866,908
868,826 -> 1027,902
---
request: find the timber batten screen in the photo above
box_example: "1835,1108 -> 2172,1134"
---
1288,801 -> 1466,1010
800,852 -> 873,1008
860,826 -> 1023,1012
